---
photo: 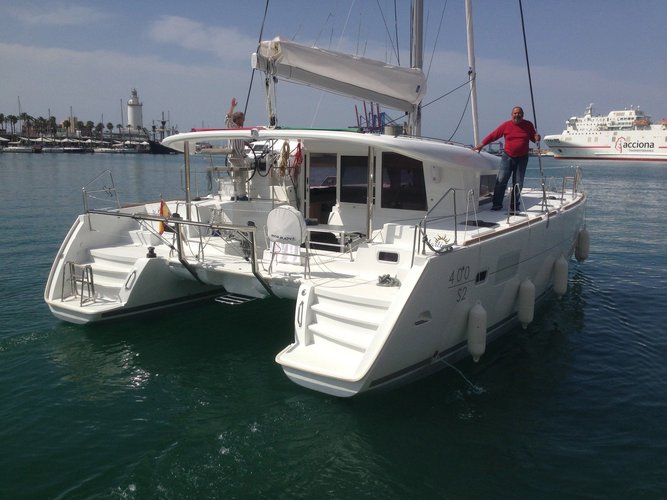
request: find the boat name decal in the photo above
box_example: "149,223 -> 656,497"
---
449,265 -> 471,303
615,136 -> 655,153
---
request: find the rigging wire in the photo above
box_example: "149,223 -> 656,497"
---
393,0 -> 400,65
375,0 -> 400,64
311,1 -> 357,127
447,85 -> 472,142
422,77 -> 473,109
336,0 -> 356,50
518,0 -> 547,209
426,0 -> 448,78
355,8 -> 363,55
410,0 -> 461,140
243,0 -> 271,118
366,73 -> 472,141
372,73 -> 472,139
313,13 -> 333,47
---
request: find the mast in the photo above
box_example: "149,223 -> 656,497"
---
410,0 -> 423,136
465,0 -> 480,145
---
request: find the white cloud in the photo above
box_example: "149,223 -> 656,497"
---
147,15 -> 257,61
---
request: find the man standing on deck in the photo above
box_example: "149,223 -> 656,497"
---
473,106 -> 540,211
226,97 -> 249,200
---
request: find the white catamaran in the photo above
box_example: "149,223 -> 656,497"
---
45,1 -> 589,396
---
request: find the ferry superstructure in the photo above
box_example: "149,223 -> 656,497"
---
544,104 -> 667,161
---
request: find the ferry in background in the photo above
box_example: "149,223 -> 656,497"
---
544,104 -> 667,161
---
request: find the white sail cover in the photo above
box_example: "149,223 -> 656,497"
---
252,37 -> 427,113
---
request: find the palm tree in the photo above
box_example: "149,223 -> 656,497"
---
8,115 -> 18,135
0,113 -> 5,134
48,116 -> 57,138
106,122 -> 114,139
85,121 -> 94,137
35,116 -> 47,137
19,112 -> 34,136
62,119 -> 71,138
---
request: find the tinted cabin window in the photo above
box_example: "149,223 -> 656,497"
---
381,152 -> 427,210
340,155 -> 368,203
309,153 -> 337,222
309,153 -> 337,187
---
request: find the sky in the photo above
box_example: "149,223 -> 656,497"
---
1,0 -> 666,145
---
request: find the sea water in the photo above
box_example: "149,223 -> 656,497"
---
1,152 -> 666,498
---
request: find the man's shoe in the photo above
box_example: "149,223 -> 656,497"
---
491,205 -> 502,211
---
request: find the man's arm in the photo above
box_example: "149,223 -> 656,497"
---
473,123 -> 505,152
227,97 -> 238,117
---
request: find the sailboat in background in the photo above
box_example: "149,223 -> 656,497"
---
45,0 -> 588,396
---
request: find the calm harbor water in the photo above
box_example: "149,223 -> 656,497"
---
1,152 -> 666,498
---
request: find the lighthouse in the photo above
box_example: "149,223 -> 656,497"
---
127,88 -> 143,131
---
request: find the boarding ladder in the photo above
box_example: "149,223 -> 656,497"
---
62,261 -> 96,306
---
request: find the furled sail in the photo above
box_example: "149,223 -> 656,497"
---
251,37 -> 427,113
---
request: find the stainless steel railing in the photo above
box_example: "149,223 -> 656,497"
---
85,208 -> 275,297
82,170 -> 121,213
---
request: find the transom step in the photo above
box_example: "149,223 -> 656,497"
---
214,293 -> 258,305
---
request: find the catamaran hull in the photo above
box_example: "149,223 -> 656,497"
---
277,198 -> 586,397
47,289 -> 224,325
44,212 -> 229,325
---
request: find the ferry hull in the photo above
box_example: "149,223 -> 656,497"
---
545,139 -> 667,162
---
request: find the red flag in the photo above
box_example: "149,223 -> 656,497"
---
158,200 -> 171,234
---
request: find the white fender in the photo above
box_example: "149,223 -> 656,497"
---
467,301 -> 487,362
553,255 -> 568,297
517,279 -> 535,329
575,228 -> 590,262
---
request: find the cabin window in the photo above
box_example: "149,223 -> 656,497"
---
340,155 -> 369,203
380,152 -> 427,210
309,153 -> 337,187
479,174 -> 495,206
309,153 -> 337,222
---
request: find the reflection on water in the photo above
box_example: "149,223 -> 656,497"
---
49,335 -> 151,399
